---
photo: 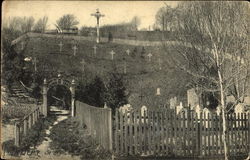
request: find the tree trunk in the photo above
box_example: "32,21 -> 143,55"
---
218,69 -> 229,160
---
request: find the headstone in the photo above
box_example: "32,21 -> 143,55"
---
176,102 -> 183,114
158,58 -> 162,70
226,95 -> 236,104
187,88 -> 200,110
147,53 -> 152,62
235,103 -> 245,114
72,45 -> 78,56
110,50 -> 115,60
156,88 -> 161,96
216,105 -> 222,116
126,49 -> 130,56
170,97 -> 177,110
141,105 -> 147,117
195,104 -> 202,114
123,61 -> 127,74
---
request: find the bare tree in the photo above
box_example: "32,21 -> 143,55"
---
165,2 -> 250,159
130,16 -> 141,31
33,16 -> 48,33
155,5 -> 177,31
56,14 -> 79,30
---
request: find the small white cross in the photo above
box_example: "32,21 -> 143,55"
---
32,57 -> 39,72
126,49 -> 130,56
147,53 -> 153,62
93,45 -> 97,56
110,50 -> 116,60
72,45 -> 78,56
58,41 -> 63,52
158,58 -> 162,70
80,59 -> 85,71
21,41 -> 25,50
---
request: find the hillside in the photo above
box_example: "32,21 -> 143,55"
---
13,33 -> 191,108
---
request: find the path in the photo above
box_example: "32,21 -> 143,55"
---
22,106 -> 80,160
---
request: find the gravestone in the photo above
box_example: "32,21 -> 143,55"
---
110,50 -> 115,60
141,105 -> 147,117
170,97 -> 177,110
235,103 -> 245,114
187,88 -> 200,110
156,88 -> 161,96
176,102 -> 183,114
216,105 -> 222,116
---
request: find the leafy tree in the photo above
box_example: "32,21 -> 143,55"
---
103,72 -> 128,113
130,16 -> 141,31
33,16 -> 48,33
56,14 -> 79,30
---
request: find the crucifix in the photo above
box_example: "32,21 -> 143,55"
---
126,49 -> 130,56
110,50 -> 115,60
158,58 -> 162,70
80,59 -> 85,72
91,9 -> 105,43
147,53 -> 153,62
32,57 -> 38,72
72,45 -> 78,56
58,41 -> 63,52
93,45 -> 97,57
21,41 -> 25,50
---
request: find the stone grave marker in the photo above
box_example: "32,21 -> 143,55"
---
187,88 -> 199,110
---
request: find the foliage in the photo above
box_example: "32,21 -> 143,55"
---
33,16 -> 48,33
56,14 -> 79,30
2,115 -> 56,156
49,117 -> 111,160
76,76 -> 106,107
103,72 -> 128,113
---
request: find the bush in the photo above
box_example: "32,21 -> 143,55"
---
49,117 -> 111,160
2,115 -> 57,156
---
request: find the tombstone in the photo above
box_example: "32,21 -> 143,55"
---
93,45 -> 97,56
243,96 -> 250,105
216,105 -> 222,116
141,105 -> 147,117
202,108 -> 211,128
158,58 -> 162,70
235,103 -> 245,114
170,97 -> 177,110
176,102 -> 183,114
195,104 -> 202,114
226,95 -> 236,104
126,49 -> 130,56
80,59 -> 85,72
147,53 -> 152,62
58,41 -> 63,52
156,88 -> 161,96
187,88 -> 200,110
110,50 -> 116,60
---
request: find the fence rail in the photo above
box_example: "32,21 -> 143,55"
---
14,105 -> 42,146
113,108 -> 250,157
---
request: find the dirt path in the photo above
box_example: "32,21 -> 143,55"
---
22,106 -> 80,160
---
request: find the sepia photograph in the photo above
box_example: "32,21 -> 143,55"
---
1,1 -> 250,159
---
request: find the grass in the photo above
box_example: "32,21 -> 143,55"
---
15,33 -> 191,108
49,117 -> 111,160
2,115 -> 57,157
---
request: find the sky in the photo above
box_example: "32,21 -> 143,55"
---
2,1 -> 178,30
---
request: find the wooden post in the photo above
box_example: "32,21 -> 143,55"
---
15,122 -> 20,146
115,109 -> 119,154
108,107 -> 112,151
43,79 -> 48,117
23,119 -> 28,136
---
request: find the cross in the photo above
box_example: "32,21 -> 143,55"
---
126,49 -> 130,56
80,59 -> 85,72
32,57 -> 39,72
72,45 -> 78,56
91,9 -> 105,43
158,58 -> 162,70
93,45 -> 97,56
147,53 -> 153,62
110,50 -> 115,60
58,41 -> 63,52
21,41 -> 25,50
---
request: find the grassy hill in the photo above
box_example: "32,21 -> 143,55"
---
13,33 -> 191,108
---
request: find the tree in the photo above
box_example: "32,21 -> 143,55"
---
130,16 -> 141,31
103,72 -> 128,114
56,14 -> 79,30
165,2 -> 249,159
4,16 -> 35,34
33,16 -> 48,33
155,5 -> 177,31
20,16 -> 35,33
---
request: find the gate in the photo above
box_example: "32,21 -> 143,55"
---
113,108 -> 250,158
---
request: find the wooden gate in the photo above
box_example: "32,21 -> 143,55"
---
113,108 -> 250,158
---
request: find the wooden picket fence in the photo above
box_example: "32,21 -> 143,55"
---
113,108 -> 250,158
14,105 -> 42,146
